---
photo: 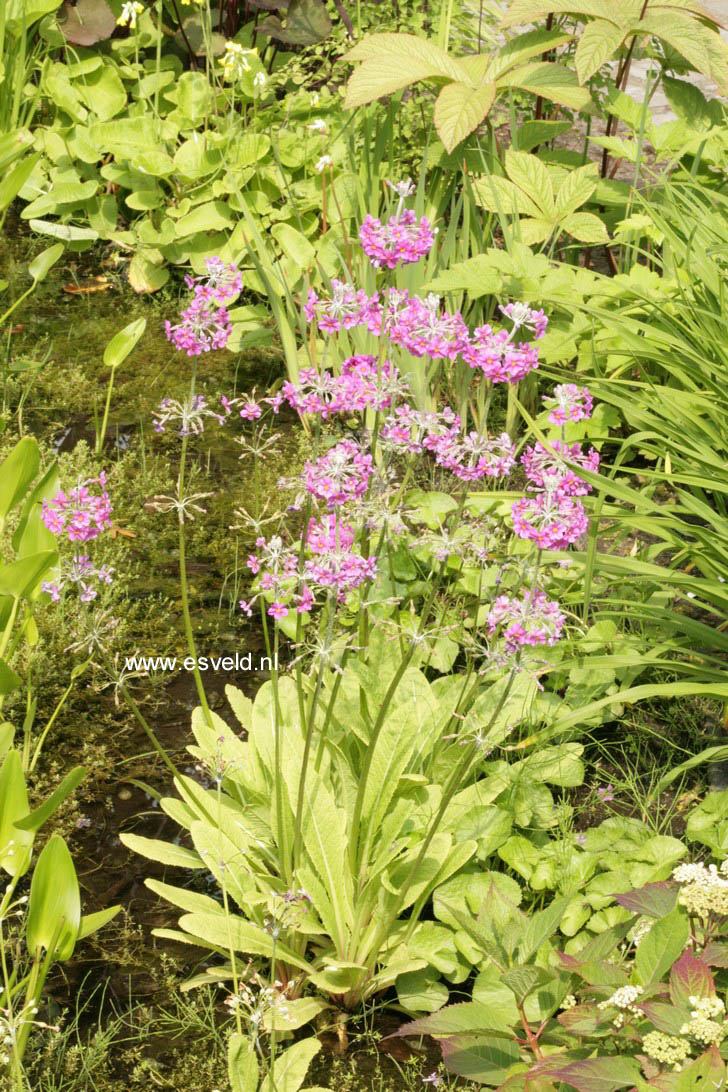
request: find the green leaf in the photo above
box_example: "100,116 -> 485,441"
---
0,552 -> 57,599
344,34 -> 474,108
229,1033 -> 258,1092
662,76 -> 713,130
675,1045 -> 726,1090
501,965 -> 555,1005
28,220 -> 98,243
26,835 -> 81,960
263,997 -> 331,1032
176,71 -> 212,124
505,149 -> 555,216
549,1055 -> 642,1091
103,319 -> 147,370
260,1037 -> 321,1092
635,907 -> 689,986
128,251 -> 169,294
500,61 -> 591,113
12,461 -> 61,558
119,833 -> 205,869
270,223 -> 316,269
574,19 -> 627,84
177,912 -> 313,972
395,1000 -> 513,1038
77,904 -> 121,940
0,439 -> 40,523
0,659 -> 22,697
15,767 -> 87,833
396,967 -> 449,1013
0,749 -> 33,876
433,81 -> 496,153
561,211 -> 609,244
75,64 -> 126,120
669,952 -> 714,1008
174,201 -> 233,238
439,1034 -> 520,1085
472,175 -> 541,217
555,163 -> 599,216
28,243 -> 65,283
0,153 -> 41,214
5,0 -> 64,34
612,881 -> 678,919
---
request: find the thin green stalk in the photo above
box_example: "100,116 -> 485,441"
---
177,364 -> 214,730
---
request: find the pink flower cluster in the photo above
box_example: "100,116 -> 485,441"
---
304,281 -> 382,334
282,356 -> 404,419
434,430 -> 516,482
487,589 -> 566,651
184,257 -> 242,304
359,209 -> 435,270
543,384 -> 593,426
42,475 -> 112,543
511,493 -> 588,550
302,440 -> 373,507
521,440 -> 599,496
42,555 -> 113,604
387,292 -> 469,361
165,297 -> 232,356
240,515 -> 377,619
463,325 -> 539,383
511,388 -> 597,549
165,256 -> 241,356
380,404 -> 461,454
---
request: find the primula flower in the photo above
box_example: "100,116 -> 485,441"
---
511,493 -> 588,549
303,280 -> 382,335
543,384 -> 593,425
42,475 -> 112,543
359,210 -> 435,270
302,441 -> 373,507
521,441 -> 599,496
386,292 -> 469,360
117,1 -> 144,27
185,257 -> 242,304
487,589 -> 565,650
462,324 -> 539,383
153,394 -> 229,436
434,430 -> 516,482
42,554 -> 113,604
165,296 -> 232,355
380,404 -> 461,454
220,42 -> 256,82
282,357 -> 405,419
500,301 -> 548,340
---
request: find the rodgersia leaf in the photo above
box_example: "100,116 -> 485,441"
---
433,81 -> 496,153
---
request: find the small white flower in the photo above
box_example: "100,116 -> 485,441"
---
315,155 -> 332,172
307,118 -> 327,132
117,1 -> 144,27
253,71 -> 266,88
310,92 -> 320,105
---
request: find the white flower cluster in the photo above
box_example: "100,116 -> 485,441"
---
561,994 -> 577,1010
598,984 -> 644,1029
680,996 -> 728,1045
630,917 -> 653,948
672,859 -> 728,917
641,1030 -> 691,1070
598,984 -> 643,1012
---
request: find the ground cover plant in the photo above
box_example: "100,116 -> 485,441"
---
2,0 -> 728,1090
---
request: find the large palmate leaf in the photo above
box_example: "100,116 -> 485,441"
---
473,151 -> 607,246
344,31 -> 588,150
501,0 -> 728,91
